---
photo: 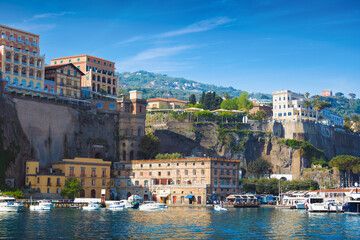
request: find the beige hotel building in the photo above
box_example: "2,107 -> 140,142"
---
50,55 -> 119,97
0,24 -> 46,95
111,158 -> 241,205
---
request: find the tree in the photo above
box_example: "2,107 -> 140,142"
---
223,93 -> 230,100
237,92 -> 253,110
247,158 -> 273,178
60,178 -> 82,199
335,92 -> 344,97
329,155 -> 360,187
199,92 -> 205,105
255,110 -> 267,120
349,93 -> 356,100
188,94 -> 196,105
220,98 -> 238,110
138,133 -> 160,159
302,100 -> 311,119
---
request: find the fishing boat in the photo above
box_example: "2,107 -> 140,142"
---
139,201 -> 167,211
214,205 -> 228,211
29,200 -> 53,211
0,196 -> 23,212
82,202 -> 100,211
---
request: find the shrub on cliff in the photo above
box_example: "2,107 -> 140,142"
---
138,133 -> 160,159
155,153 -> 181,159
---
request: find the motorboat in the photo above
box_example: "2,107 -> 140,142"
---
306,197 -> 342,212
82,202 -> 100,211
277,191 -> 309,209
296,200 -> 308,210
29,200 -> 53,211
107,201 -> 125,211
0,196 -> 23,212
214,205 -> 228,211
344,193 -> 360,214
118,200 -> 132,209
139,201 -> 167,211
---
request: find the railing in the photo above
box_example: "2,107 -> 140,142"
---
5,71 -> 11,74
13,72 -> 19,75
14,48 -> 20,52
37,66 -> 42,69
17,39 -> 24,43
1,35 -> 8,39
21,74 -> 26,77
14,60 -> 19,64
22,62 -> 27,65
47,183 -> 52,186
36,77 -> 41,80
6,59 -> 11,62
29,76 -> 34,79
10,37 -> 16,41
30,64 -> 35,67
32,43 -> 39,47
80,174 -> 86,177
56,183 -> 61,187
91,175 -> 97,177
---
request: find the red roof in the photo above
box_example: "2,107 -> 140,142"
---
310,189 -> 353,193
45,63 -> 85,75
147,97 -> 188,104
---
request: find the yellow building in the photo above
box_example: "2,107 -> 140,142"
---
25,158 -> 111,198
147,97 -> 188,111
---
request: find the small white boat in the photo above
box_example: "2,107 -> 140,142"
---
118,200 -> 133,209
139,201 -> 167,211
107,201 -> 125,211
0,196 -> 23,212
29,200 -> 53,211
214,205 -> 228,211
307,198 -> 342,212
82,202 -> 100,211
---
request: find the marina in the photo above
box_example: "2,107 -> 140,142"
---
0,207 -> 359,239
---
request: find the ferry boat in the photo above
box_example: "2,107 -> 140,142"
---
82,202 -> 100,211
139,201 -> 167,211
306,197 -> 342,213
0,196 -> 23,212
29,200 -> 53,211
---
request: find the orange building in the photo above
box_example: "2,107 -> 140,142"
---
147,97 -> 188,110
45,63 -> 84,99
249,101 -> 272,118
50,55 -> 119,98
321,90 -> 332,97
0,24 -> 49,96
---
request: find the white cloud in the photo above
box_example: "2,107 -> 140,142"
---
129,45 -> 194,61
7,23 -> 56,32
157,17 -> 235,38
26,11 -> 74,22
116,36 -> 143,46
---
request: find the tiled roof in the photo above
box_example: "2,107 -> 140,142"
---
45,63 -> 85,75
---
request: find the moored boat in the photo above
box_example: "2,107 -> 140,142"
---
139,201 -> 167,211
306,197 -> 342,213
82,202 -> 100,211
29,200 -> 53,211
214,205 -> 228,211
107,201 -> 125,211
0,196 -> 23,212
344,193 -> 360,214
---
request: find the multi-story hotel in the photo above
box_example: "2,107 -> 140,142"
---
111,158 -> 241,205
272,90 -> 317,122
45,63 -> 84,99
0,24 -> 48,96
50,55 -> 119,98
26,158 -> 111,198
147,97 -> 188,111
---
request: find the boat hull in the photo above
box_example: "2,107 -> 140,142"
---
0,205 -> 22,212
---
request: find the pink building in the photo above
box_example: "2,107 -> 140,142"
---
321,90 -> 332,97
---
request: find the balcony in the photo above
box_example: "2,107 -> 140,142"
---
1,35 -> 8,39
14,60 -> 19,64
13,72 -> 19,76
22,62 -> 27,66
6,59 -> 11,62
91,174 -> 97,178
17,39 -> 24,43
10,37 -> 16,41
56,183 -> 61,187
14,48 -> 20,52
36,77 -> 42,80
5,71 -> 11,74
29,64 -> 35,67
25,41 -> 30,45
80,174 -> 86,178
47,183 -> 52,186
29,76 -> 34,79
37,66 -> 42,69
32,43 -> 39,47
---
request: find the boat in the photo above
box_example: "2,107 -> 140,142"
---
82,202 -> 100,211
306,197 -> 342,213
234,194 -> 261,208
0,196 -> 23,212
214,205 -> 228,211
29,200 -> 53,211
296,200 -> 308,210
344,193 -> 360,214
277,191 -> 309,209
107,201 -> 125,211
139,201 -> 167,211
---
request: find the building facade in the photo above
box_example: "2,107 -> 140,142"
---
321,109 -> 344,127
110,158 -> 241,205
26,158 -> 111,199
50,55 -> 119,98
272,90 -> 317,122
249,101 -> 272,118
321,90 -> 332,97
147,97 -> 188,111
0,24 -> 48,96
45,63 -> 84,99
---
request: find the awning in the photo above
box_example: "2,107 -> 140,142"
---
185,195 -> 194,199
158,194 -> 170,197
226,195 -> 236,199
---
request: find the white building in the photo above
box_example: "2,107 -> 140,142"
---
272,90 -> 317,122
321,109 -> 344,127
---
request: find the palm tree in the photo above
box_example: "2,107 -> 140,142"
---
313,95 -> 321,121
302,100 -> 311,120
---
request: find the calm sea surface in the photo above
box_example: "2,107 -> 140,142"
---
0,207 -> 359,239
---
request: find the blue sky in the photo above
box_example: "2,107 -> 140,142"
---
1,0 -> 360,97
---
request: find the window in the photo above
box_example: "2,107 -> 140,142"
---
81,179 -> 85,186
278,113 -> 282,117
221,180 -> 224,185
47,188 -> 50,193
185,163 -> 187,167
37,177 -> 40,183
176,170 -> 180,175
284,113 -> 287,116
193,170 -> 196,175
279,105 -> 281,109
91,168 -> 96,177
221,169 -> 224,175
74,71 -> 77,77
88,58 -> 90,62
81,167 -> 85,177
110,63 -> 112,67
102,180 -> 106,186
140,172 -> 143,176
54,61 -> 57,64
158,164 -> 161,167
135,180 -> 139,186
185,170 -> 188,175
60,60 -> 63,63
98,60 -> 100,64
288,112 -> 292,116
104,62 -> 106,66
226,179 -> 230,185
144,180 -> 148,187
92,179 -> 95,186
77,58 -> 80,61
214,162 -> 217,168
201,170 -> 205,175
69,59 -> 71,63
283,105 -> 286,108
70,167 -> 74,176
94,60 -> 96,63
149,164 -> 152,169
57,188 -> 60,194
233,180 -> 236,187
158,172 -> 161,176
167,171 -> 170,176
193,163 -> 196,167
149,172 -> 152,176
102,168 -> 106,177
214,169 -> 217,175
227,169 -> 230,175
214,179 -> 217,186
127,180 -> 131,186
233,170 -> 236,176
221,163 -> 224,168
68,70 -> 70,75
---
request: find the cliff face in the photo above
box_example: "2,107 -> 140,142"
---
0,95 -> 121,187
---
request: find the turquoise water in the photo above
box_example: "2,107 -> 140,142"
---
0,207 -> 359,239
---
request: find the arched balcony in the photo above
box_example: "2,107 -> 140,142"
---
92,75 -> 95,81
113,79 -> 116,85
36,82 -> 41,89
36,70 -> 42,80
13,65 -> 19,75
6,52 -> 11,61
28,81 -> 34,88
113,87 -> 116,95
92,83 -> 95,91
107,86 -> 111,94
97,84 -> 100,92
29,69 -> 34,78
37,59 -> 42,68
29,57 -> 35,67
107,78 -> 111,84
21,79 -> 26,86
21,55 -> 27,65
13,78 -> 18,85
102,77 -> 106,83
14,53 -> 19,63
97,76 -> 100,82
5,63 -> 11,74
21,67 -> 26,77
